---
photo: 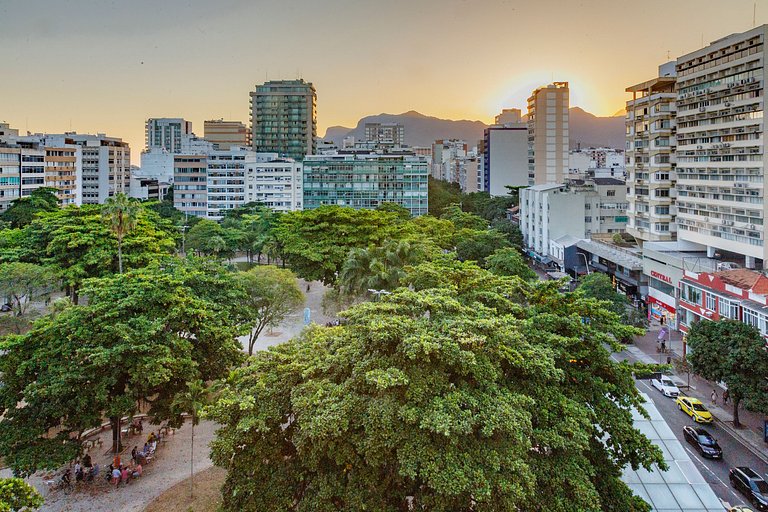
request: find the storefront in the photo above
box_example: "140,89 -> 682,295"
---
647,295 -> 676,327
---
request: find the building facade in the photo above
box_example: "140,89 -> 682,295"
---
250,79 -> 317,161
483,124 -> 529,195
302,153 -> 428,216
528,82 -> 570,185
625,62 -> 678,244
68,134 -> 130,204
245,157 -> 303,212
204,120 -> 251,150
364,123 -> 405,147
675,26 -> 766,268
173,154 -> 208,218
145,118 -> 193,153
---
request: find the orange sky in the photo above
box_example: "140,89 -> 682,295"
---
1,0 -> 765,153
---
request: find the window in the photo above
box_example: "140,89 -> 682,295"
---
718,298 -> 739,320
606,190 -> 616,197
743,308 -> 765,334
706,294 -> 717,311
681,284 -> 703,305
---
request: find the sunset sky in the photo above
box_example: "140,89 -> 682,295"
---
1,0 -> 765,152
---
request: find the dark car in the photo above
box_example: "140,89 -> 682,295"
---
730,467 -> 768,511
683,426 -> 722,459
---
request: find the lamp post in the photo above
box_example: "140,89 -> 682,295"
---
368,289 -> 391,302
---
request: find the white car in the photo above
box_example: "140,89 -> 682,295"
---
651,374 -> 680,398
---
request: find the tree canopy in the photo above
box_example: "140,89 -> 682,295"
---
485,247 -> 536,280
686,319 -> 768,427
0,258 -> 245,475
0,188 -> 59,229
209,260 -> 660,512
0,262 -> 55,316
0,478 -> 43,511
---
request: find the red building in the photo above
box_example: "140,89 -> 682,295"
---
678,269 -> 768,337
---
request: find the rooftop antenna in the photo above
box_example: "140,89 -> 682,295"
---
666,49 -> 671,61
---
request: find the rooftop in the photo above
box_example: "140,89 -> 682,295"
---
714,269 -> 768,295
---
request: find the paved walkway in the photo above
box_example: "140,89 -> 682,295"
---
633,323 -> 768,464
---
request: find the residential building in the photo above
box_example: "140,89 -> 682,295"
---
129,175 -> 170,201
483,122 -> 528,195
568,147 -> 626,180
520,177 -> 628,262
0,122 -> 18,138
302,152 -> 428,216
364,123 -> 405,147
250,79 -> 317,160
204,120 -> 251,150
9,134 -> 82,206
431,139 -> 467,182
462,157 -> 482,193
0,147 -> 25,211
64,133 -> 130,204
678,268 -> 768,340
145,118 -> 193,153
675,26 -> 767,269
626,62 -> 678,244
528,82 -> 570,185
495,108 -> 522,125
173,154 -> 207,218
245,157 -> 303,212
205,148 -> 257,219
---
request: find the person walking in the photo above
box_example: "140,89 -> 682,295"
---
723,389 -> 730,405
711,389 -> 718,405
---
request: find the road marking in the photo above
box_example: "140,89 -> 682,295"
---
684,446 -> 743,503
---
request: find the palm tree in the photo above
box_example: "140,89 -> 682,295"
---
171,380 -> 208,499
102,193 -> 140,273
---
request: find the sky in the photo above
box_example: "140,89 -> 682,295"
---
1,0 -> 766,153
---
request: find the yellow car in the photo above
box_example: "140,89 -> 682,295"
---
675,396 -> 713,423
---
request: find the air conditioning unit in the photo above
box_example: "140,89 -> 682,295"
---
750,224 -> 756,230
696,145 -> 703,149
726,221 -> 734,226
699,107 -> 706,112
724,102 -> 731,107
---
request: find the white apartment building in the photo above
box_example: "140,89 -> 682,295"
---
245,157 -> 303,212
431,140 -> 468,182
145,118 -> 193,153
528,82 -> 570,185
206,148 -> 256,219
675,26 -> 767,268
520,178 -> 628,259
626,62 -> 678,243
65,133 -> 130,204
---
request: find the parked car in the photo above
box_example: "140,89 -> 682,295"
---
651,373 -> 680,397
730,467 -> 768,511
682,425 -> 722,459
675,396 -> 713,423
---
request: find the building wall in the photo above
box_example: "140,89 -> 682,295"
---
250,79 -> 317,161
674,26 -> 767,265
245,159 -> 303,212
146,118 -> 192,153
173,155 -> 207,218
302,154 -> 428,216
528,82 -> 570,185
486,126 -> 528,195
0,148 -> 21,211
204,120 -> 250,150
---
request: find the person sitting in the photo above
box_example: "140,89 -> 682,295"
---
147,432 -> 156,444
88,463 -> 100,482
143,442 -> 150,453
132,463 -> 142,478
111,466 -> 121,485
120,466 -> 129,485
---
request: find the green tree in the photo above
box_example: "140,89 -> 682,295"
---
686,319 -> 768,427
209,260 -> 661,512
376,202 -> 411,220
272,206 -> 404,285
577,273 -> 628,317
338,239 -> 426,297
0,477 -> 43,511
0,259 -> 245,474
102,193 -> 141,273
427,177 -> 463,216
171,380 -> 209,499
21,204 -> 177,302
485,247 -> 535,280
0,188 -> 59,229
0,263 -> 55,317
440,204 -> 488,231
240,266 -> 304,355
186,219 -> 231,258
454,228 -> 510,264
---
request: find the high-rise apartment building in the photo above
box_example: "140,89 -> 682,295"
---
527,82 -> 570,185
675,26 -> 766,268
302,153 -> 428,216
145,118 -> 193,153
625,62 -> 677,244
483,122 -> 528,195
364,123 -> 405,147
250,79 -> 317,161
65,134 -> 130,204
245,157 -> 303,212
173,154 -> 208,218
204,120 -> 251,150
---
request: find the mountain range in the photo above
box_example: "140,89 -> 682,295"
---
323,108 -> 625,149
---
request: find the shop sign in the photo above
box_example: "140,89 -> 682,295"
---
651,270 -> 672,284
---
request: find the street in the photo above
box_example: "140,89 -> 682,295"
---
615,348 -> 768,509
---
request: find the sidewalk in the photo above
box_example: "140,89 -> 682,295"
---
632,323 -> 768,464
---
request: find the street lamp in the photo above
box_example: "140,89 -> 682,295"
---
368,289 -> 391,302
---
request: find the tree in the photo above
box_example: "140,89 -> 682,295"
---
102,193 -> 141,273
0,478 -> 43,511
209,260 -> 661,511
485,247 -> 536,280
376,202 -> 411,220
0,263 -> 55,316
686,319 -> 768,428
186,220 -> 231,258
0,258 -> 245,474
453,228 -> 510,264
171,380 -> 209,499
338,240 -> 427,297
440,205 -> 488,231
240,266 -> 304,355
0,188 -> 59,229
427,177 -> 463,217
577,273 -> 628,317
20,204 -> 177,302
272,206 -> 405,285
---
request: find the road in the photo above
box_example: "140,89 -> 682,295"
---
615,348 -> 768,509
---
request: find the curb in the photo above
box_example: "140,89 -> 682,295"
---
714,417 -> 768,466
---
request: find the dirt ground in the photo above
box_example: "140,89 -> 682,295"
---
143,466 -> 226,512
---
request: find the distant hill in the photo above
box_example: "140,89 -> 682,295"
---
323,108 -> 625,150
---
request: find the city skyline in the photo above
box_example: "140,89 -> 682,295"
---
0,0 -> 765,152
